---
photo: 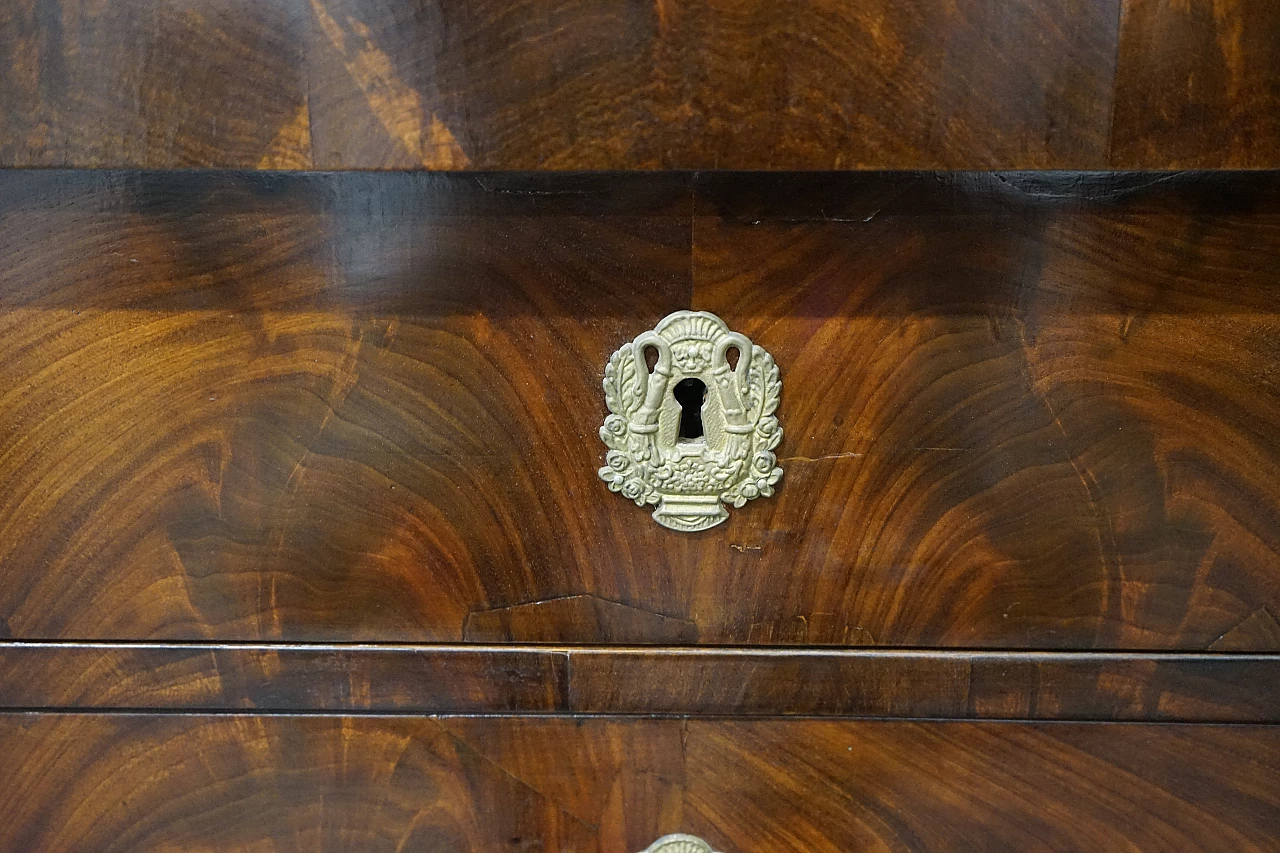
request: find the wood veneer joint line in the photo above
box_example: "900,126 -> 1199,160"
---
0,709 -> 1275,728
0,642 -> 1277,661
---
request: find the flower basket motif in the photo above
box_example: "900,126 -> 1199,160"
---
599,311 -> 783,531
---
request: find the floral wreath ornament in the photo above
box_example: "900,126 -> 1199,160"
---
598,311 -> 783,531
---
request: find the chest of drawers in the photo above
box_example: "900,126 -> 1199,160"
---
1,167 -> 1278,851
3,1 -> 1280,850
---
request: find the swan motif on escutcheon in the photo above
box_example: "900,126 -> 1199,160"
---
598,311 -> 783,532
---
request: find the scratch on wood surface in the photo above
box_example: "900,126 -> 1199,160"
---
779,452 -> 864,463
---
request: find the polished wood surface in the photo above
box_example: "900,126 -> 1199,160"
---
681,719 -> 1280,853
1112,0 -> 1280,168
1,714 -> 1277,852
0,170 -> 691,642
2,170 -> 1278,649
568,648 -> 1280,721
0,644 -> 569,713
692,171 -> 1280,649
6,4 -> 1278,843
0,714 -> 605,852
1,0 -> 310,168
3,644 -> 1277,722
4,0 -> 1278,169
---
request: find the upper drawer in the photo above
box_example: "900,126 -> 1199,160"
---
3,0 -> 1277,170
1,170 -> 1278,649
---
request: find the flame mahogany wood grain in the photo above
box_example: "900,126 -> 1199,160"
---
0,714 -> 612,853
0,715 -> 1277,852
680,719 -> 1280,853
0,170 -> 694,643
305,0 -> 1121,170
0,0 -> 312,168
1,170 -> 1279,650
690,171 -> 1280,649
1112,0 -> 1280,168
5,1 -> 1278,169
2,645 -> 1278,722
2,0 -> 1121,170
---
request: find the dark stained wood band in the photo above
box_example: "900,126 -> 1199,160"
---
1,643 -> 1277,721
568,648 -> 1280,721
8,168 -> 1280,221
694,168 -> 1280,220
0,644 -> 570,715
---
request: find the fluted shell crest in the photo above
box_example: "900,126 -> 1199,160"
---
598,310 -> 783,531
652,311 -> 732,344
640,834 -> 721,853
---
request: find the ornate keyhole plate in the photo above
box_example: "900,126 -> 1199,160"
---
598,311 -> 782,531
639,834 -> 723,853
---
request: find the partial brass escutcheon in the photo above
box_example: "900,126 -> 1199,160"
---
639,834 -> 723,853
599,311 -> 783,531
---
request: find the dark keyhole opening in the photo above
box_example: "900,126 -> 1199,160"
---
673,378 -> 707,440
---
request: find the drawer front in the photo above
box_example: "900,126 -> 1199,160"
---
2,715 -> 1278,853
3,0 -> 1277,172
2,170 -> 1279,651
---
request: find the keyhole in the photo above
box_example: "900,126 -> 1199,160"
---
673,378 -> 706,440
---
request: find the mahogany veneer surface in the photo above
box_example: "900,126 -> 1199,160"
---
1112,0 -> 1280,168
2,645 -> 1277,722
3,0 -> 1278,169
6,4 -> 1280,845
1,715 -> 1278,853
1,170 -> 1279,649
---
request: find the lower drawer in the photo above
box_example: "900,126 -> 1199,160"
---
2,715 -> 1277,852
